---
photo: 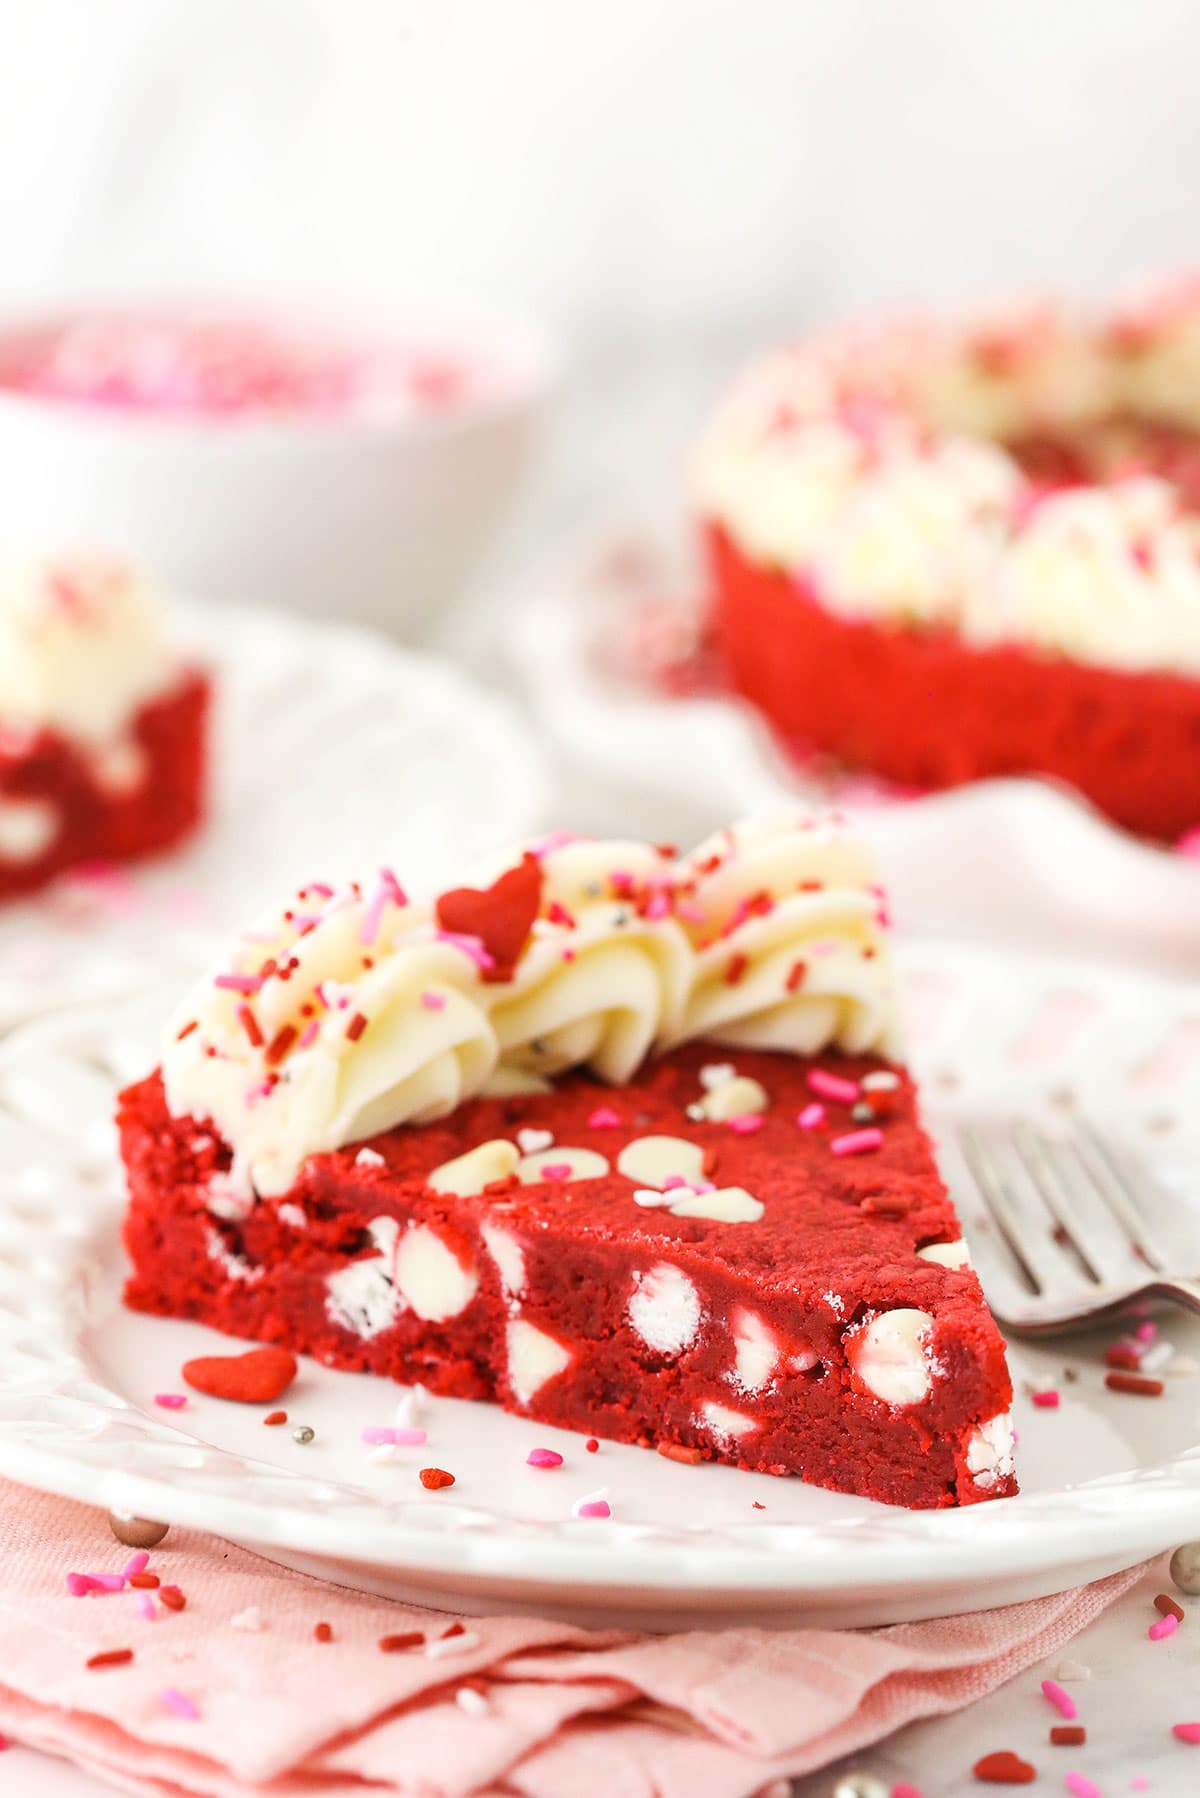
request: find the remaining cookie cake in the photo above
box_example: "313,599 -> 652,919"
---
694,284 -> 1200,840
0,554 -> 208,899
119,818 -> 1017,1509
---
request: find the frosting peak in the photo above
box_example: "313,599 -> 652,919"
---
163,818 -> 900,1196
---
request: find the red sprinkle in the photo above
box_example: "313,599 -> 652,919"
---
1104,1371 -> 1164,1396
724,953 -> 748,986
585,1438 -> 599,1453
264,1024 -> 297,1067
419,1467 -> 455,1490
129,1573 -> 159,1589
175,1020 -> 198,1041
785,960 -> 807,993
345,1011 -> 368,1042
182,1346 -> 297,1404
263,1410 -> 288,1426
236,1003 -> 264,1047
657,1442 -> 704,1465
158,1586 -> 186,1612
86,1648 -> 134,1669
1050,1726 -> 1087,1746
1156,1593 -> 1186,1623
972,1750 -> 1036,1784
314,1622 -> 333,1643
379,1631 -> 424,1652
1105,1341 -> 1142,1370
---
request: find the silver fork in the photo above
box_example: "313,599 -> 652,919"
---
939,1116 -> 1200,1336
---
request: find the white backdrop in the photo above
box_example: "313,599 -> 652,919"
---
1,0 -> 1199,524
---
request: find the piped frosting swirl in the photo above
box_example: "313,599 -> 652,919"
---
163,816 -> 900,1196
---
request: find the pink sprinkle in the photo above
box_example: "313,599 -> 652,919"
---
1136,1320 -> 1158,1344
154,1393 -> 188,1409
891,1786 -> 927,1798
420,991 -> 446,1011
214,972 -> 263,994
121,1552 -> 150,1579
807,1068 -> 859,1104
160,1687 -> 200,1720
1130,1780 -> 1149,1792
526,1448 -> 564,1468
830,1127 -> 883,1157
1064,1778 -> 1099,1798
360,867 -> 407,945
84,1573 -> 126,1592
1173,1722 -> 1200,1742
67,1572 -> 99,1596
435,929 -> 495,972
728,1114 -> 764,1135
308,881 -> 335,898
360,1426 -> 427,1446
298,1020 -> 320,1048
676,900 -> 705,924
1032,1389 -> 1060,1408
644,890 -> 672,920
135,1593 -> 156,1621
588,1107 -> 622,1128
539,1163 -> 572,1182
1150,1612 -> 1179,1640
797,1102 -> 826,1129
575,1499 -> 611,1519
1041,1677 -> 1078,1720
662,1174 -> 688,1190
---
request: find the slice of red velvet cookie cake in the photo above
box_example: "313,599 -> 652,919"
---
119,817 -> 1017,1509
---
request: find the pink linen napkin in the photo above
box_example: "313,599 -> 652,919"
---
0,1480 -> 1143,1798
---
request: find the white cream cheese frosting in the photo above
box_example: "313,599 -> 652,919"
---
0,554 -> 176,741
693,286 -> 1200,675
162,816 -> 900,1196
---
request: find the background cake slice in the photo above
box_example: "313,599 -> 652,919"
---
0,553 -> 208,899
119,817 -> 1017,1509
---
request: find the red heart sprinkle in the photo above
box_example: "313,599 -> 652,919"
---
972,1751 -> 1037,1785
419,1467 -> 456,1490
182,1346 -> 297,1404
435,854 -> 543,983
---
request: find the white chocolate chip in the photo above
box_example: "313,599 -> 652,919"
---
481,1221 -> 527,1298
0,796 -> 56,862
276,1202 -> 307,1230
517,1146 -> 610,1185
861,1071 -> 901,1094
701,1400 -> 759,1445
697,1076 -> 769,1122
917,1239 -> 972,1270
699,1062 -> 737,1091
427,1139 -> 520,1198
507,1318 -> 572,1404
846,1308 -> 935,1406
965,1410 -> 1016,1489
669,1186 -> 764,1223
325,1217 -> 402,1338
393,1225 -> 478,1321
516,1127 -> 554,1155
730,1308 -> 779,1394
355,1146 -> 385,1169
616,1135 -> 706,1191
628,1263 -> 702,1356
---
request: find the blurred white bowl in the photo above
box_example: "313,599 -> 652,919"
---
0,295 -> 556,636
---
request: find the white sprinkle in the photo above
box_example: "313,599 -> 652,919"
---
455,1685 -> 490,1716
516,1127 -> 554,1155
367,1443 -> 401,1466
355,1147 -> 385,1168
699,1062 -> 737,1091
1168,1354 -> 1199,1377
633,1188 -> 671,1208
395,1385 -> 426,1428
231,1606 -> 264,1632
1054,1658 -> 1092,1682
1139,1340 -> 1175,1375
426,1630 -> 481,1660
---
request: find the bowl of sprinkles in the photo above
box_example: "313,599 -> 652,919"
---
0,296 -> 555,635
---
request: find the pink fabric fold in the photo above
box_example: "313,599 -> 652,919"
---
0,1481 -> 1143,1797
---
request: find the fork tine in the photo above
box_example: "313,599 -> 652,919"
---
1009,1124 -> 1123,1286
955,1124 -> 1092,1298
1073,1122 -> 1171,1272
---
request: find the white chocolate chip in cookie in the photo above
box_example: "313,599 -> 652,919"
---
517,1146 -> 610,1185
481,1221 -> 528,1298
628,1263 -> 703,1355
507,1318 -> 572,1404
846,1308 -> 935,1406
699,1062 -> 737,1091
917,1239 -> 972,1270
427,1139 -> 519,1197
393,1225 -> 478,1321
617,1135 -> 706,1191
696,1076 -> 769,1122
730,1308 -> 779,1394
669,1186 -> 764,1223
701,1400 -> 759,1446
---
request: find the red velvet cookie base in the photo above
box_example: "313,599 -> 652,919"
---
704,521 -> 1200,842
120,1044 -> 1016,1510
0,669 -> 209,902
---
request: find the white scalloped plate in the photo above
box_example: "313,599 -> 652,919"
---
0,938 -> 1197,1629
0,598 -> 549,1029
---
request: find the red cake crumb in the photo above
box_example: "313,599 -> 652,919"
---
119,1043 -> 1015,1511
0,669 -> 209,902
705,522 -> 1200,843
